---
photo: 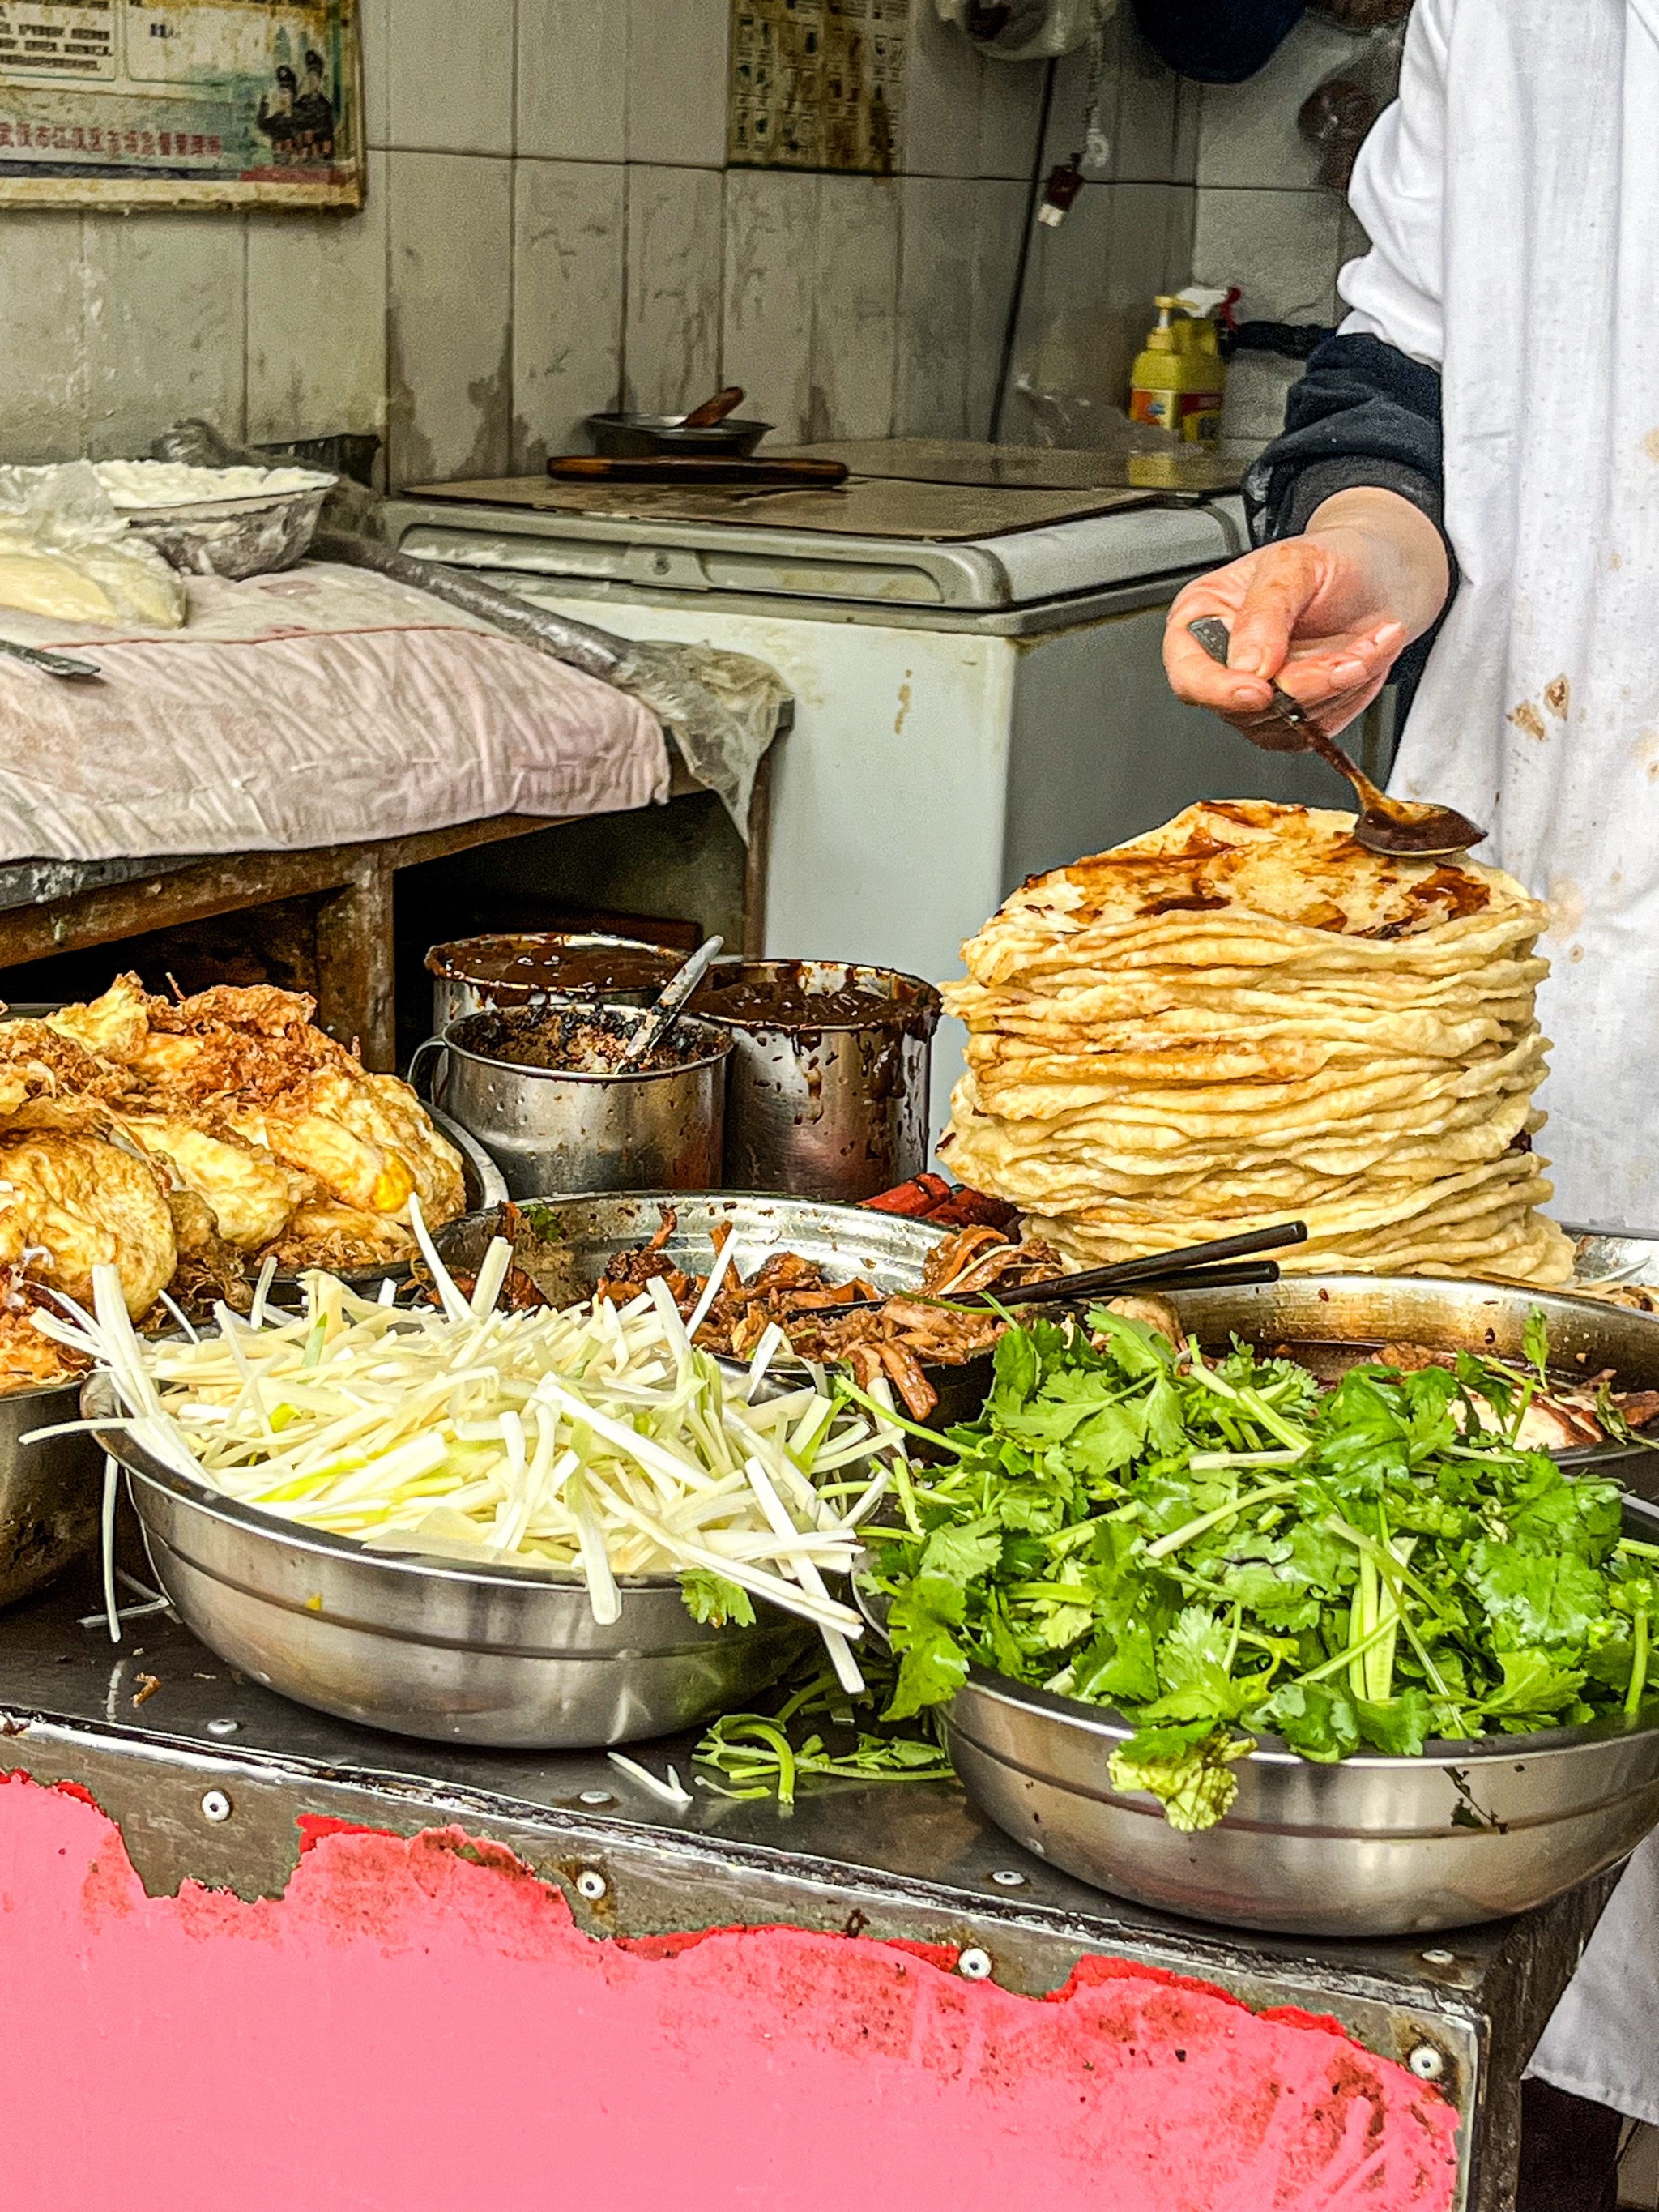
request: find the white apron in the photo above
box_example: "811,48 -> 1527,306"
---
1340,0 -> 1659,2123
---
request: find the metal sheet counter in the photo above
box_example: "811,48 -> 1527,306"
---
0,1565 -> 1614,2212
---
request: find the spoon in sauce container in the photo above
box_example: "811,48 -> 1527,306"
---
1188,616 -> 1486,857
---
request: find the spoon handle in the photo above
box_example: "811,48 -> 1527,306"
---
617,935 -> 724,1067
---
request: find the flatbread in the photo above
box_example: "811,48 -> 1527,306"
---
941,801 -> 1571,1287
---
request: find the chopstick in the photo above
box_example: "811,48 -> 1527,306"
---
992,1220 -> 1308,1307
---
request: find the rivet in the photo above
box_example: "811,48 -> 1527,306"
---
200,1789 -> 232,1824
575,1868 -> 608,1902
1409,2044 -> 1446,2082
578,1789 -> 613,1806
990,1869 -> 1027,1888
957,1947 -> 993,1981
205,1718 -> 238,1737
1420,1949 -> 1456,1967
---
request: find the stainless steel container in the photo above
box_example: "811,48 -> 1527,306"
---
437,1190 -> 955,1300
944,1497 -> 1659,1937
864,1275 -> 1659,1937
411,1005 -> 731,1199
426,931 -> 677,1031
0,1377 -> 101,1608
690,960 -> 941,1202
1158,1273 -> 1659,1494
85,1377 -> 807,1749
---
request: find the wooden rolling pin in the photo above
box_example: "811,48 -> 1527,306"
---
547,454 -> 850,489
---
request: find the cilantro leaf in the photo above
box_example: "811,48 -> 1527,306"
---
1109,1723 -> 1253,1833
680,1571 -> 757,1628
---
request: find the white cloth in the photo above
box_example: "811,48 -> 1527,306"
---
0,562 -> 669,860
1339,0 -> 1659,2124
1343,0 -> 1659,1232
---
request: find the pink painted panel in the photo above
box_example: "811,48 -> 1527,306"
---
0,1773 -> 1458,2212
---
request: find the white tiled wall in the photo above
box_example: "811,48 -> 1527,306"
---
0,0 -> 1056,478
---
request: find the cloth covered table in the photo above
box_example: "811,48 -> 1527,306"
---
0,562 -> 669,861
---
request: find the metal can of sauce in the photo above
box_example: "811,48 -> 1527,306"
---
690,960 -> 941,1202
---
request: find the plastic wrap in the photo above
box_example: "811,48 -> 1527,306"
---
1298,19 -> 1409,191
152,421 -> 789,835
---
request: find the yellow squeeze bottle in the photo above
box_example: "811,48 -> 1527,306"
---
1130,297 -> 1226,448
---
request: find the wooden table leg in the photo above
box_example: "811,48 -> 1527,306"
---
313,855 -> 395,1070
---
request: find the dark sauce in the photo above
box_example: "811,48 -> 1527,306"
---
429,934 -> 679,1001
458,1006 -> 715,1075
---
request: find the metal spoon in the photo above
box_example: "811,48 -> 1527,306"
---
0,637 -> 102,681
1188,616 -> 1485,857
616,935 -> 724,1069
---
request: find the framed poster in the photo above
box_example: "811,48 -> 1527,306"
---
0,0 -> 363,209
728,0 -> 907,175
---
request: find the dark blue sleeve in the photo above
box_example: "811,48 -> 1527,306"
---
1241,331 -> 1455,697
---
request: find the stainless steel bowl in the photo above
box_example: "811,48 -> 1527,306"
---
126,482 -> 333,579
866,1273 -> 1659,1935
945,1505 -> 1659,1938
586,411 -> 771,459
1154,1273 -> 1659,1493
412,1005 -> 732,1199
0,1376 -> 101,1608
435,1190 -> 955,1302
84,1373 -> 808,1749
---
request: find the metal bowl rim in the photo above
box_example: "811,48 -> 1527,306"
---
585,411 -> 774,434
439,1003 -> 734,1082
694,956 -> 945,1031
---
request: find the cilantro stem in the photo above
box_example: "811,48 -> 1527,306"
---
1627,1608 -> 1651,1718
1145,1480 -> 1301,1561
1328,1518 -> 1454,1703
1292,1610 -> 1408,1690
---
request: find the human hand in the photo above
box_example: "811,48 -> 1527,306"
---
1162,488 -> 1450,741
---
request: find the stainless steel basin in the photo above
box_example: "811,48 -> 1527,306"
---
86,1374 -> 808,1749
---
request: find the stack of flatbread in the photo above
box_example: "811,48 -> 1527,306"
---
940,801 -> 1575,1285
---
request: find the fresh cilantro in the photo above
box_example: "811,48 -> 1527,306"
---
861,1308 -> 1657,1836
680,1570 -> 757,1629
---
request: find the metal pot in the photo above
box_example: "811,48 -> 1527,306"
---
690,960 -> 941,1202
84,1375 -> 807,1749
411,1004 -> 731,1199
0,1376 -> 100,1608
425,931 -> 678,1031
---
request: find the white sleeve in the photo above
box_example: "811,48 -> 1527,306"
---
1337,0 -> 1452,369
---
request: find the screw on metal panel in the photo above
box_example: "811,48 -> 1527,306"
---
575,1868 -> 609,1902
205,1718 -> 238,1737
957,1949 -> 994,1981
1420,1949 -> 1456,1967
1409,2044 -> 1446,2082
578,1790 -> 614,1806
200,1789 -> 232,1823
990,1870 -> 1027,1888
